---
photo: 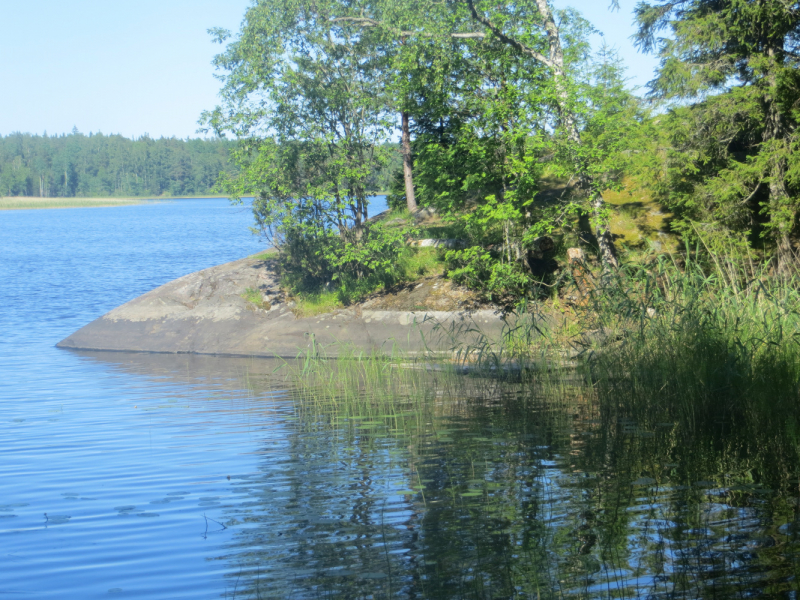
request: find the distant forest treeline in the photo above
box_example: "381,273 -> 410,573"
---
0,131 -> 237,198
0,131 -> 400,198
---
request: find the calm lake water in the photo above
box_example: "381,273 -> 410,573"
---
2,197 -> 800,599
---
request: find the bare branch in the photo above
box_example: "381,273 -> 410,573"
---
741,180 -> 764,205
452,32 -> 486,38
330,16 -> 485,40
463,0 -> 554,68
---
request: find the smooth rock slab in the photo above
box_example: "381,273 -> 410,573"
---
57,255 -> 510,358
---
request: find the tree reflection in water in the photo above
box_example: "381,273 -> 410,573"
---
218,374 -> 800,599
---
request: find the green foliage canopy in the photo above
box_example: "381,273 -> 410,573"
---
633,0 -> 800,269
204,0 -> 413,293
204,0 -> 647,300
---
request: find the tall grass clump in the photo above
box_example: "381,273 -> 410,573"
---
442,244 -> 800,444
585,250 -> 800,436
439,308 -> 595,411
276,339 -> 459,431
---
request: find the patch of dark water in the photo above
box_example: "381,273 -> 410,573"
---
205,371 -> 800,600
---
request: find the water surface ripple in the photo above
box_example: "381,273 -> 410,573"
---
1,200 -> 273,599
2,199 -> 800,599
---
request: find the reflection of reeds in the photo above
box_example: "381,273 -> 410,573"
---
274,338 -> 448,431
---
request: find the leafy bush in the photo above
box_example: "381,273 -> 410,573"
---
281,220 -> 419,305
445,246 -> 533,303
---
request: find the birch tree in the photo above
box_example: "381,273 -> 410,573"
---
330,0 -> 624,269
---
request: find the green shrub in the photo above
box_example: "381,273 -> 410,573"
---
280,220 -> 420,305
445,246 -> 535,303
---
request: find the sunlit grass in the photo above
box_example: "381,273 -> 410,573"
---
397,246 -> 445,279
290,290 -> 346,317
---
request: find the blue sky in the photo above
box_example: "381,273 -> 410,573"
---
0,0 -> 659,140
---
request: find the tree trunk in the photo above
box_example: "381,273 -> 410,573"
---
767,165 -> 796,275
591,191 -> 618,270
466,0 -> 619,271
400,110 -> 417,212
764,46 -> 796,275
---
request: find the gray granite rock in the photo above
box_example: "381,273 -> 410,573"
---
57,255 -> 511,358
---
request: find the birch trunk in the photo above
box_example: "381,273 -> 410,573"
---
401,110 -> 417,212
466,0 -> 618,270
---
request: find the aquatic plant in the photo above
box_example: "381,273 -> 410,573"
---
274,339 -> 444,430
232,260 -> 800,598
586,251 -> 800,437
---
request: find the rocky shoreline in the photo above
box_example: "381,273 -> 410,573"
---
57,254 -> 510,358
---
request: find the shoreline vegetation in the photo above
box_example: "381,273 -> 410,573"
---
202,0 -> 800,322
0,196 -> 151,210
282,244 -> 800,460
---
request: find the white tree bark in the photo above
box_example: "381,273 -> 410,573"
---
465,0 -> 618,269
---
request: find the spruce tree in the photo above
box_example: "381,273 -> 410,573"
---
634,0 -> 800,272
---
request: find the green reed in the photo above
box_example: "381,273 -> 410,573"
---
420,243 -> 800,478
275,338 -> 459,432
583,250 -> 800,438
273,242 -> 800,466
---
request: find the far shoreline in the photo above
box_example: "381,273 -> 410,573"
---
0,195 -> 230,211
